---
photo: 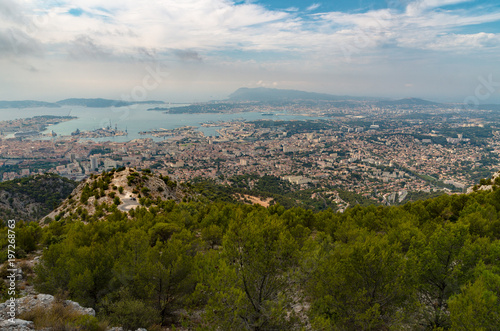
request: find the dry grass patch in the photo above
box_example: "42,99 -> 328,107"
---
19,300 -> 107,331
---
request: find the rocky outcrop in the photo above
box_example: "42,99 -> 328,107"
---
46,167 -> 188,221
0,294 -> 95,325
0,294 -> 151,330
20,294 -> 95,317
466,171 -> 500,194
0,318 -> 34,330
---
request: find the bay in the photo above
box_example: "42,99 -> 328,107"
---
0,105 -> 326,142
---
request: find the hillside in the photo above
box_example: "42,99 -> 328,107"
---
45,167 -> 188,222
0,174 -> 77,222
1,169 -> 499,330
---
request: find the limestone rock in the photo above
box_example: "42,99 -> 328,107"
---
0,294 -> 95,320
0,318 -> 34,330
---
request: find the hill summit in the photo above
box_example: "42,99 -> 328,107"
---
45,167 -> 188,222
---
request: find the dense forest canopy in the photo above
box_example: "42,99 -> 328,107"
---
0,170 -> 499,330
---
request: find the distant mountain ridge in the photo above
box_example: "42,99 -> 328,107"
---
375,97 -> 441,107
0,98 -> 165,109
0,100 -> 61,109
57,98 -> 165,108
228,87 -> 378,102
5,89 -> 498,109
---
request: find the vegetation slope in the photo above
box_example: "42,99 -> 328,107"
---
0,174 -> 76,222
0,169 -> 500,330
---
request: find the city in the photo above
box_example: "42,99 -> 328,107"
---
1,100 -> 499,210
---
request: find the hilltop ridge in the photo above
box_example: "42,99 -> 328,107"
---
45,167 -> 189,222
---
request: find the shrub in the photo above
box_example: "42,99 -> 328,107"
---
106,298 -> 158,330
19,300 -> 107,331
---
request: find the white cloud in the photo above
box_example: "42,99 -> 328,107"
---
307,4 -> 321,11
2,0 -> 499,62
1,0 -> 500,101
406,0 -> 472,15
425,32 -> 500,50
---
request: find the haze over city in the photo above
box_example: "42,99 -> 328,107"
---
1,0 -> 500,103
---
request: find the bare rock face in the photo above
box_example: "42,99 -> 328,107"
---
16,294 -> 95,317
45,167 -> 187,221
0,294 -> 95,328
466,171 -> 500,193
0,318 -> 35,330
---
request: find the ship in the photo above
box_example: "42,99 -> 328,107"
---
14,130 -> 40,138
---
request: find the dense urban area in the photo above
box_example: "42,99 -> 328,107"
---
1,99 -> 500,210
2,96 -> 500,330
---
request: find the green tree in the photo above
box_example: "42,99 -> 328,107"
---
410,221 -> 473,329
201,210 -> 301,330
143,232 -> 197,325
201,224 -> 223,249
306,229 -> 415,330
113,229 -> 197,326
449,269 -> 500,330
17,221 -> 42,253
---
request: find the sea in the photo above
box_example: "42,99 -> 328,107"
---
0,104 -> 326,142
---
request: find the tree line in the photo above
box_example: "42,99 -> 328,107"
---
1,179 -> 500,330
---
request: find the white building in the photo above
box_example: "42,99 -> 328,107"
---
90,156 -> 99,170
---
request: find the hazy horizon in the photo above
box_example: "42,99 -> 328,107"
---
1,0 -> 500,104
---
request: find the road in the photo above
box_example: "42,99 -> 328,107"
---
117,193 -> 140,212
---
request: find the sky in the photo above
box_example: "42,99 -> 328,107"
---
1,0 -> 500,103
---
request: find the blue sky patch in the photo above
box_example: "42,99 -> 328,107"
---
68,8 -> 84,17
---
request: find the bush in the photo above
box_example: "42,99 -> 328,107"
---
149,222 -> 181,245
106,298 -> 158,330
71,315 -> 105,331
19,300 -> 107,331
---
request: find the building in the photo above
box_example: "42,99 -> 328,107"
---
90,156 -> 99,170
103,158 -> 119,169
281,175 -> 312,185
